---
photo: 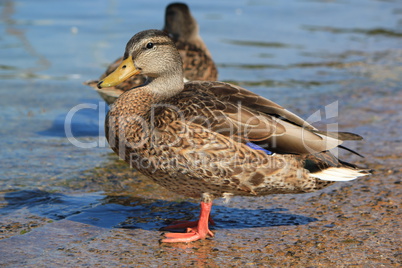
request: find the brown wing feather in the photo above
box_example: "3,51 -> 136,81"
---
205,82 -> 362,142
201,81 -> 317,130
161,81 -> 344,155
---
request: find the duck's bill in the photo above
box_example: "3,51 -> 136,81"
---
97,56 -> 140,89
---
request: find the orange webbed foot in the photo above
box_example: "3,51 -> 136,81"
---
161,202 -> 214,243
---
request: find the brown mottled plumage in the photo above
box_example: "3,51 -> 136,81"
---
98,30 -> 370,243
85,3 -> 217,105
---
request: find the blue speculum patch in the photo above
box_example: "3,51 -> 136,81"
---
246,142 -> 273,155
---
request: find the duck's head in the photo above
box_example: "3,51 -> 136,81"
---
163,3 -> 198,42
98,29 -> 184,97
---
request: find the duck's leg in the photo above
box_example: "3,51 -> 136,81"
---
161,201 -> 214,243
161,212 -> 215,230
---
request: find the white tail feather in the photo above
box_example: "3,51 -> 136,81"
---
310,167 -> 368,181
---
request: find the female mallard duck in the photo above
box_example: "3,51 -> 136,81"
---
98,30 -> 370,243
86,3 -> 217,105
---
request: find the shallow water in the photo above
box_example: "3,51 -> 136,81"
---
0,0 -> 401,265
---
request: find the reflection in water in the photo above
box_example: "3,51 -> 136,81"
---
0,189 -> 317,231
219,60 -> 366,71
223,39 -> 301,48
225,78 -> 337,88
219,63 -> 284,70
303,25 -> 402,37
0,1 -> 50,79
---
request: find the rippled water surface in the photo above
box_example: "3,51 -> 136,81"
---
0,0 -> 401,241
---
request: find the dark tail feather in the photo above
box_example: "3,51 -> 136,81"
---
338,145 -> 364,158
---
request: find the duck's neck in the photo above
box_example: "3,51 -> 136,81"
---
144,72 -> 185,102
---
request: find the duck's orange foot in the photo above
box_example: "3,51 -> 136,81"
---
161,226 -> 214,243
160,201 -> 214,243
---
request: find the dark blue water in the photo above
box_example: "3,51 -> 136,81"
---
0,0 -> 401,229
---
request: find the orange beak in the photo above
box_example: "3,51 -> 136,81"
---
97,56 -> 140,89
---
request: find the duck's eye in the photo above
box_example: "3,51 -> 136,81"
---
146,42 -> 154,49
